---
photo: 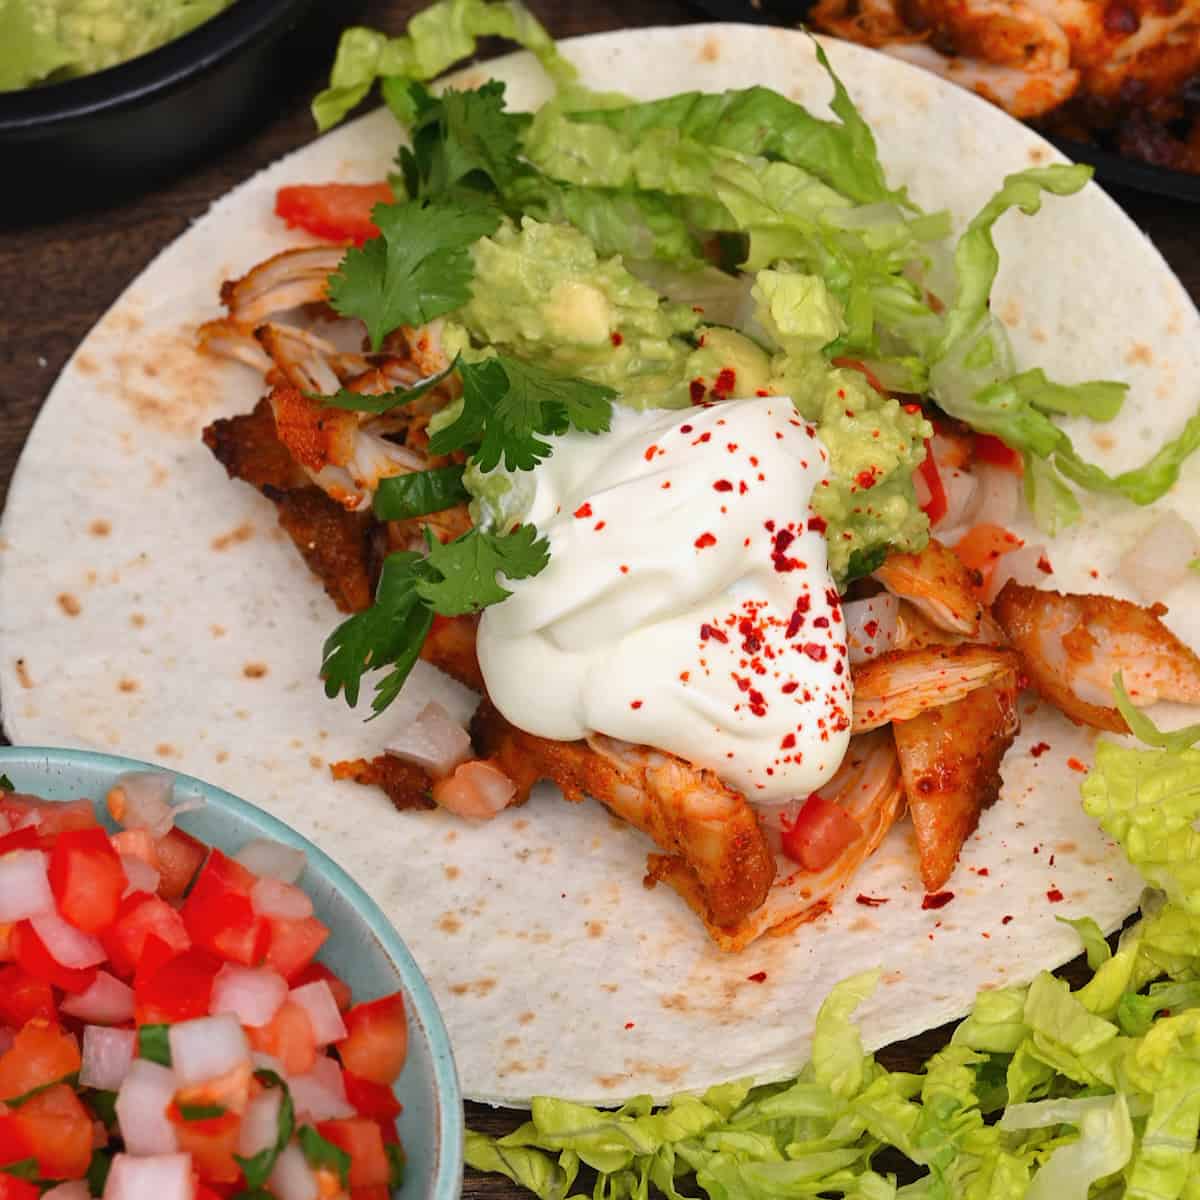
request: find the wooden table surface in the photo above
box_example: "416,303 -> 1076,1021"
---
1,1 -> 1198,1195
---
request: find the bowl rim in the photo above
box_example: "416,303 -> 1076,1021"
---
0,0 -> 319,133
0,744 -> 465,1198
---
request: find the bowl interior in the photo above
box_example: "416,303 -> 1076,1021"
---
0,746 -> 463,1200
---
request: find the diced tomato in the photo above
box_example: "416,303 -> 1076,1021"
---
0,798 -> 98,845
245,1000 -> 316,1077
830,356 -> 887,395
102,893 -> 191,979
182,851 -> 268,966
350,1188 -> 390,1200
48,827 -> 127,935
780,795 -> 862,872
0,966 -> 56,1027
337,994 -> 407,1086
11,1084 -> 92,1178
973,433 -> 1023,473
0,1021 -> 81,1102
11,923 -> 96,995
0,1176 -> 38,1200
274,183 -> 394,247
196,1185 -> 232,1200
168,1104 -> 242,1183
291,962 -> 352,1011
176,1063 -> 252,1118
262,915 -> 329,981
915,440 -> 948,526
135,946 -> 223,1025
0,924 -> 12,963
0,828 -> 40,855
155,827 -> 208,900
0,1111 -> 33,1167
343,1072 -> 401,1123
952,523 -> 1023,596
315,1118 -> 389,1188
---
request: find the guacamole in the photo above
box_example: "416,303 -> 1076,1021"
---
0,0 -> 236,91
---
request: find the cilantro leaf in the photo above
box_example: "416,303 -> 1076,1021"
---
234,1070 -> 294,1190
297,1126 -> 351,1186
1,1159 -> 39,1180
86,1149 -> 112,1198
320,356 -> 459,414
400,81 -> 531,200
178,1102 -> 227,1121
0,775 -> 12,791
86,1089 -> 119,1131
386,1142 -> 406,1189
321,552 -> 431,709
137,1024 -> 171,1066
416,526 -> 550,615
328,198 -> 501,350
373,466 -> 469,521
429,355 -> 615,471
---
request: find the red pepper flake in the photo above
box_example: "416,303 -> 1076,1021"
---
975,866 -> 990,877
813,616 -> 829,628
781,681 -> 799,694
922,891 -> 955,910
680,424 -> 693,434
863,619 -> 879,639
726,442 -> 738,453
1067,757 -> 1088,774
1037,554 -> 1053,574
689,380 -> 706,404
700,623 -> 728,643
1030,741 -> 1050,758
693,431 -> 712,445
713,367 -> 737,397
903,403 -> 922,414
855,467 -> 879,490
1046,888 -> 1064,903
1089,569 -> 1099,579
1002,914 -> 1014,925
630,700 -> 643,710
806,515 -> 827,534
644,443 -> 658,462
620,564 -> 629,574
661,481 -> 672,490
746,971 -> 767,983
679,670 -> 690,682
695,532 -> 717,550
856,894 -> 889,907
610,331 -> 624,346
573,502 -> 593,519
713,479 -> 733,492
624,1021 -> 635,1029
803,643 -> 828,662
756,389 -> 769,397
780,733 -> 796,750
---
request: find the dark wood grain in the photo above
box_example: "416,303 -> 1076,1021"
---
0,2 -> 1196,1195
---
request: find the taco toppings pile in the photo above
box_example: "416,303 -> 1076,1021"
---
199,0 -> 1200,950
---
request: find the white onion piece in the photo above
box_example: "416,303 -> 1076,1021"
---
120,855 -> 160,898
288,1054 -> 353,1121
251,877 -> 313,921
108,772 -> 176,837
936,467 -> 981,532
1118,511 -> 1200,601
81,1026 -> 137,1092
912,465 -> 932,510
432,761 -> 516,820
0,850 -> 53,922
13,809 -> 42,831
115,1061 -> 179,1155
270,1144 -> 319,1200
62,971 -> 135,1025
44,1182 -> 90,1200
843,595 -> 901,665
985,543 -> 1052,604
973,463 -> 1020,529
210,964 -> 288,1029
251,1051 -> 286,1076
103,1154 -> 192,1200
234,838 -> 306,885
239,1088 -> 283,1157
930,430 -> 970,470
385,700 -> 473,778
168,1014 -> 250,1087
31,909 -> 106,968
289,982 -> 347,1046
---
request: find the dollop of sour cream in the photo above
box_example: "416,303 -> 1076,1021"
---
476,397 -> 852,803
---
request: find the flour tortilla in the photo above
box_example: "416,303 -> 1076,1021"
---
2,24 -> 1198,1106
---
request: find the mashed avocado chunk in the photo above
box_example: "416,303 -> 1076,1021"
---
0,0 -> 235,91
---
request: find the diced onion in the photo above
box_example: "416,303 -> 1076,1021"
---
431,761 -> 516,820
43,1183 -> 90,1200
210,964 -> 288,1029
843,595 -> 901,665
234,838 -> 306,884
985,543 -> 1052,604
972,463 -> 1020,530
269,1144 -> 319,1200
31,909 -> 106,969
167,1014 -> 250,1087
1118,511 -> 1200,601
936,467 -> 980,533
251,877 -> 313,921
288,1055 -> 353,1121
107,773 -> 176,837
385,700 -> 473,778
0,850 -> 53,922
115,1061 -> 179,1155
102,1154 -> 192,1200
120,855 -> 160,898
81,1026 -> 137,1092
289,982 -> 347,1046
238,1088 -> 282,1157
62,971 -> 135,1025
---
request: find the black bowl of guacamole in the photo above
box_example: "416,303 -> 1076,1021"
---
0,0 -> 363,221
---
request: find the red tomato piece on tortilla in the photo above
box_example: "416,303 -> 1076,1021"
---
0,1022 -> 81,1103
103,893 -> 191,979
135,945 -> 223,1025
315,1118 -> 390,1187
48,826 -> 127,934
780,795 -> 862,872
0,799 -> 98,845
11,1084 -> 92,1179
154,827 -> 208,901
181,850 -> 268,966
337,994 -> 408,1086
0,965 -> 56,1027
274,183 -> 394,246
343,1072 -> 401,1123
973,433 -> 1023,472
11,923 -> 96,995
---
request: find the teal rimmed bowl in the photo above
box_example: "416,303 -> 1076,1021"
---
0,746 -> 463,1200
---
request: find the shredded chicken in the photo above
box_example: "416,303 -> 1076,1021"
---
875,539 -> 984,637
220,246 -> 343,330
330,757 -> 434,811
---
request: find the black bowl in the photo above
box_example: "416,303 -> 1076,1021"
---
0,0 -> 364,224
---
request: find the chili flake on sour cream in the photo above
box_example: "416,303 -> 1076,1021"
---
476,397 -> 852,803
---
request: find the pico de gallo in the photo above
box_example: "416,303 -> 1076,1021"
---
0,773 -> 408,1200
